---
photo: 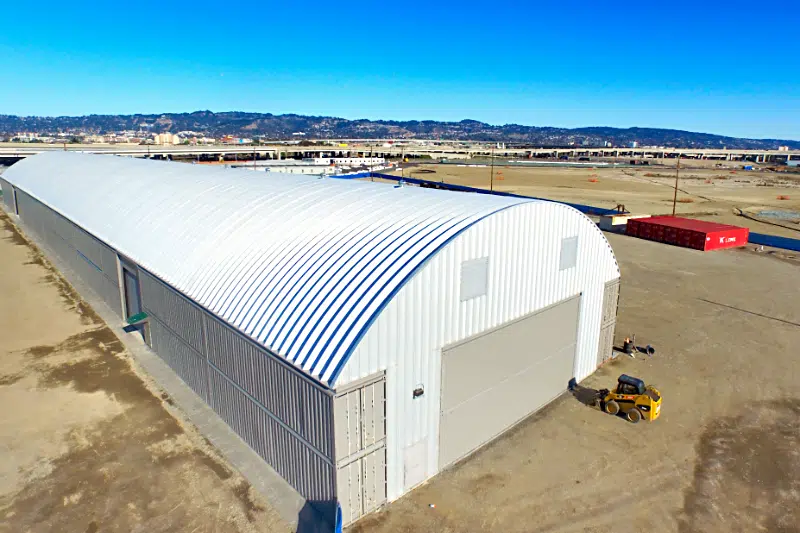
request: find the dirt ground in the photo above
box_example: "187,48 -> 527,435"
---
0,211 -> 290,533
388,162 -> 800,239
351,233 -> 800,533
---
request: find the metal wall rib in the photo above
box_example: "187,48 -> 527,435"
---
204,316 -> 335,459
147,316 -> 209,402
140,270 -> 205,352
207,365 -> 336,501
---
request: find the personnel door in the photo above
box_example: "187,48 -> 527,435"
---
122,265 -> 146,342
123,268 -> 142,318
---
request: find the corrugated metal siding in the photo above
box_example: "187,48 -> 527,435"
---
0,178 -> 14,210
338,201 -> 620,501
147,316 -> 209,402
138,270 -> 337,499
204,316 -> 334,459
140,270 -> 205,352
2,152 -> 534,385
207,366 -> 335,501
11,188 -> 123,319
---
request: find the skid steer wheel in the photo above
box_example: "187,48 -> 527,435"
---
626,408 -> 642,424
604,400 -> 620,415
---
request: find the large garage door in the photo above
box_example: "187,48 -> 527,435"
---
439,294 -> 581,467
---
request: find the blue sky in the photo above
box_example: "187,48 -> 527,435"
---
1,0 -> 798,139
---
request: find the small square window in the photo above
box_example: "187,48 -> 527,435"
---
559,236 -> 578,270
460,257 -> 489,301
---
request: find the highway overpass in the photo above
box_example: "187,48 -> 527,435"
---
0,142 -> 797,164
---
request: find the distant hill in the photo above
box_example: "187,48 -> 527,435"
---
1,111 -> 797,149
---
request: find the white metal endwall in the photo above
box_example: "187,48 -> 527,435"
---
336,201 -> 620,501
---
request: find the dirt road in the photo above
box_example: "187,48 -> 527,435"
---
0,211 -> 290,533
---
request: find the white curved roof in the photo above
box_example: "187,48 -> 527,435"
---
5,152 -> 539,385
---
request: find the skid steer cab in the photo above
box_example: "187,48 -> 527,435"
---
599,374 -> 661,423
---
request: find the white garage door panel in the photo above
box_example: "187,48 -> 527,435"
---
439,295 -> 580,468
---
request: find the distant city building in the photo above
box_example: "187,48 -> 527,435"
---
629,141 -> 639,148
153,132 -> 181,145
778,146 -> 790,152
14,132 -> 40,142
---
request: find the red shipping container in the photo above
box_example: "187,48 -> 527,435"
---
625,216 -> 749,251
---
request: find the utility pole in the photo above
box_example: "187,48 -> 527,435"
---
672,155 -> 681,216
490,145 -> 495,192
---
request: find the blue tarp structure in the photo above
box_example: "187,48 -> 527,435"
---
748,232 -> 800,252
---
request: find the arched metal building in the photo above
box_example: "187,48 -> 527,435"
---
1,152 -> 620,524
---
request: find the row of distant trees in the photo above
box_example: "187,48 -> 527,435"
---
2,136 -> 83,144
